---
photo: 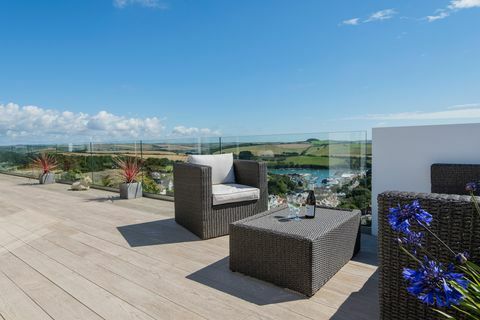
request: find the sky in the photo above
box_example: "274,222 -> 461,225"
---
0,0 -> 479,144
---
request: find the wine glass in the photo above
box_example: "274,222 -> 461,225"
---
286,192 -> 303,221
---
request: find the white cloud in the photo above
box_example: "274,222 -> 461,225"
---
341,9 -> 397,26
365,9 -> 397,22
342,18 -> 360,26
0,102 -> 165,143
449,0 -> 480,9
447,103 -> 480,109
426,10 -> 450,22
426,0 -> 480,22
113,0 -> 168,9
171,126 -> 221,137
348,104 -> 480,121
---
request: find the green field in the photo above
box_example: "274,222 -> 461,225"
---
219,140 -> 371,168
221,141 -> 370,156
281,156 -> 348,167
304,142 -> 371,157
219,143 -> 311,156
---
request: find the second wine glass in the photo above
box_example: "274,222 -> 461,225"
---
286,192 -> 303,221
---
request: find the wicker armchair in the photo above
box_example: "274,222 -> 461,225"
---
378,163 -> 480,320
173,160 -> 268,239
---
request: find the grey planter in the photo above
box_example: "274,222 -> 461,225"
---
39,172 -> 55,184
119,182 -> 142,199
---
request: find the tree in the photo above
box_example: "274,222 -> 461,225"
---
267,174 -> 296,196
339,186 -> 371,212
143,157 -> 174,173
239,150 -> 254,160
142,175 -> 160,194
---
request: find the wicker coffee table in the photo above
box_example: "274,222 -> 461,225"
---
229,205 -> 361,296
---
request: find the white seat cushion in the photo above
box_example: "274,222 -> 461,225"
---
212,184 -> 260,206
187,153 -> 236,184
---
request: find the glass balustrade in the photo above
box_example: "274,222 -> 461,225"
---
0,131 -> 371,226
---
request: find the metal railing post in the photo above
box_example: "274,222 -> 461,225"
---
90,142 -> 94,182
140,140 -> 144,184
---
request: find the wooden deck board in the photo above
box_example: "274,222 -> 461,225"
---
0,251 -> 104,320
0,174 -> 379,320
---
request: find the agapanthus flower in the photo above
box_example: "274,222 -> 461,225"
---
388,200 -> 432,234
402,258 -> 469,307
466,182 -> 478,193
455,252 -> 470,265
398,231 -> 424,253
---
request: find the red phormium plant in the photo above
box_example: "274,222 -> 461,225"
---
114,156 -> 143,183
32,153 -> 58,174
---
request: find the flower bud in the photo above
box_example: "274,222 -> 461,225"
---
455,252 -> 469,265
466,182 -> 477,192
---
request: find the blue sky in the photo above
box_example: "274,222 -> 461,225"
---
0,0 -> 479,143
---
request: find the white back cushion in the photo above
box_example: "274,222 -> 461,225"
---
187,153 -> 236,184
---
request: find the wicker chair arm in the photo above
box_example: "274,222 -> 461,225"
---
233,160 -> 267,190
173,162 -> 212,209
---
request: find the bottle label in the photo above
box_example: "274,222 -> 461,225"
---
306,205 -> 315,217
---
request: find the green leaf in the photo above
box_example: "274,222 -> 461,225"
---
434,309 -> 455,319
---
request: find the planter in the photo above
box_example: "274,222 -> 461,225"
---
120,182 -> 143,199
39,172 -> 55,184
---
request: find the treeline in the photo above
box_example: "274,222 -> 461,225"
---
56,154 -> 177,173
0,151 -> 176,175
0,151 -> 31,167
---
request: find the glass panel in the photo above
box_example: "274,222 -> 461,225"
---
141,139 -> 178,196
0,144 -> 57,179
138,136 -> 223,196
90,140 -> 142,189
220,131 -> 371,226
55,143 -> 91,183
0,132 -> 371,227
0,145 -> 32,177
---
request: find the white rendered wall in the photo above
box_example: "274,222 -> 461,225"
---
371,123 -> 480,236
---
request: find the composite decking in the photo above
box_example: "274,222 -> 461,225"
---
0,174 -> 379,320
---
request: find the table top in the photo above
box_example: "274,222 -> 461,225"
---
232,205 -> 360,241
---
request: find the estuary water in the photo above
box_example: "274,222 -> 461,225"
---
268,168 -> 333,186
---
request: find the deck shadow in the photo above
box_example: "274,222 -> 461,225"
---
352,234 -> 378,266
186,257 -> 306,306
117,218 -> 200,247
84,195 -> 121,203
17,182 -> 39,186
330,270 -> 379,319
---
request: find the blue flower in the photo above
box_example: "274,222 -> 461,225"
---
388,200 -> 432,234
455,252 -> 470,265
466,182 -> 478,193
398,231 -> 424,253
402,258 -> 469,307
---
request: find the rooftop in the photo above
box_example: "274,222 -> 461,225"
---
0,174 -> 378,320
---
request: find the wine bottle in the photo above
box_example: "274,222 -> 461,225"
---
305,190 -> 316,219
